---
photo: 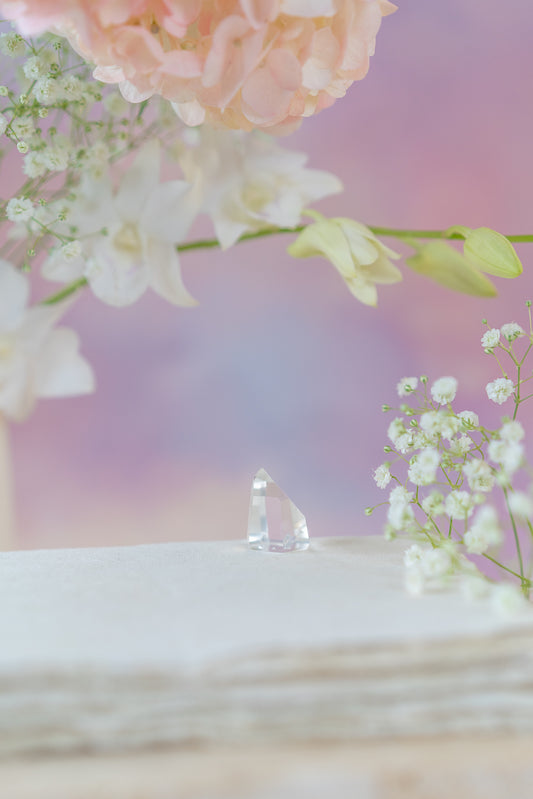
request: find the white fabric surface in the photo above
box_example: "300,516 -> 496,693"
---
1,536 -> 532,755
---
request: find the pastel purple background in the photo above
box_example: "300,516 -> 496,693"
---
12,0 -> 533,548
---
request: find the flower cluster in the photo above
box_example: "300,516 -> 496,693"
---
0,22 -> 526,424
370,307 -> 533,614
0,29 -> 347,417
0,0 -> 396,133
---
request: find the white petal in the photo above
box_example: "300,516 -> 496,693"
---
85,241 -> 149,307
171,100 -> 206,127
147,241 -> 198,307
34,327 -> 95,399
141,180 -> 198,244
212,212 -> 250,250
0,353 -> 32,421
42,253 -> 85,283
115,140 -> 161,224
0,259 -> 29,331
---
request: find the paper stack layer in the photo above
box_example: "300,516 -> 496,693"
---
1,537 -> 532,756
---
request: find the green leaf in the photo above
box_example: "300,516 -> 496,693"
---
463,227 -> 523,278
406,242 -> 497,297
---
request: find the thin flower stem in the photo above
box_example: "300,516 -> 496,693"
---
41,278 -> 87,305
513,364 -> 521,420
503,487 -> 526,591
482,553 -> 529,584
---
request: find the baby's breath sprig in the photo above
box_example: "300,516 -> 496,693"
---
370,303 -> 533,615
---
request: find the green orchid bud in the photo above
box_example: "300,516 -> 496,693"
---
463,227 -> 523,278
406,241 -> 497,297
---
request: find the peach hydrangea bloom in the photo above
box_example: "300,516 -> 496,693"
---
1,0 -> 396,132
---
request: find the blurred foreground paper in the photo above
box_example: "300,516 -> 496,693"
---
0,536 -> 532,756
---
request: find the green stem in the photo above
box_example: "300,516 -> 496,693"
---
38,223 -> 533,306
503,487 -> 527,593
482,553 -> 529,584
41,278 -> 87,305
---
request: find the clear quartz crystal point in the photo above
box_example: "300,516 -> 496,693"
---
248,468 -> 310,553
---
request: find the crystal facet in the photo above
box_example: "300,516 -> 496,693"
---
248,468 -> 310,552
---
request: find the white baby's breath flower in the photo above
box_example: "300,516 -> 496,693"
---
104,93 -> 129,117
0,32 -> 26,58
373,463 -> 391,489
59,75 -> 84,101
6,197 -> 33,223
22,151 -> 47,178
481,328 -> 500,348
421,491 -> 445,517
42,144 -> 69,172
387,502 -> 415,531
488,439 -> 523,474
397,377 -> 418,397
449,434 -> 473,456
445,490 -> 475,520
458,410 -> 479,429
499,420 -> 525,443
486,377 -> 514,405
420,547 -> 454,579
430,376 -> 458,405
404,545 -> 424,568
501,322 -> 525,341
387,417 -> 415,453
508,491 -> 533,519
420,410 -> 460,441
389,485 -> 413,506
464,506 -> 502,554
462,459 -> 495,493
407,448 -> 440,486
61,240 -> 83,262
22,55 -> 51,80
33,77 -> 60,106
10,115 -> 35,140
491,583 -> 528,616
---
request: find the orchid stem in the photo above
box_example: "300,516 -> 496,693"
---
40,224 -> 533,306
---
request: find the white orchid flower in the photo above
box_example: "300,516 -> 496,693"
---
43,140 -> 198,308
0,260 -> 94,421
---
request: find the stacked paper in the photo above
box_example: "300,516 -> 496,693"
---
1,537 -> 532,756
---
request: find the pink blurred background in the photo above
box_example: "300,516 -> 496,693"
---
11,0 -> 533,549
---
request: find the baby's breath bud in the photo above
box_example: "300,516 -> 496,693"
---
18,94 -> 28,105
484,348 -> 494,355
381,404 -> 391,412
409,419 -> 418,427
481,318 -> 488,325
384,445 -> 393,453
26,248 -> 35,257
400,404 -> 409,413
526,300 -> 531,308
16,141 -> 29,153
0,86 -> 9,97
38,108 -> 49,118
21,262 -> 31,272
420,375 -> 428,384
364,507 -> 374,516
